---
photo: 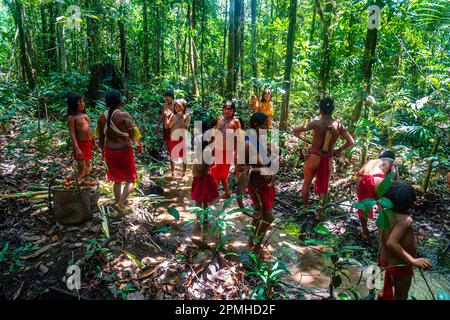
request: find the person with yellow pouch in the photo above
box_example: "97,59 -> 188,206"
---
258,89 -> 275,128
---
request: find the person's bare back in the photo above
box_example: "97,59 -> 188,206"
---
310,118 -> 347,155
98,111 -> 134,149
381,214 -> 418,266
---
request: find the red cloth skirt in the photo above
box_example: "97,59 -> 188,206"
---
168,137 -> 187,161
210,148 -> 233,180
379,257 -> 414,300
74,139 -> 92,160
191,174 -> 219,203
248,181 -> 275,210
163,128 -> 171,144
104,146 -> 137,183
309,151 -> 332,194
356,173 -> 385,219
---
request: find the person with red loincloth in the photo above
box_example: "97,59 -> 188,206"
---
166,99 -> 191,178
156,90 -> 175,152
97,90 -> 142,212
67,93 -> 98,184
211,101 -> 241,199
191,119 -> 219,244
293,97 -> 355,220
357,151 -> 399,240
237,112 -> 279,258
378,181 -> 432,300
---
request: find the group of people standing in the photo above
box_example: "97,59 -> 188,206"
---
67,88 -> 432,300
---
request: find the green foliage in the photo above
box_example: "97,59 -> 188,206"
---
0,242 -> 40,273
304,224 -> 366,298
245,253 -> 290,300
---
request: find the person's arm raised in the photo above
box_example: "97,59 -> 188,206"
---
292,121 -> 314,136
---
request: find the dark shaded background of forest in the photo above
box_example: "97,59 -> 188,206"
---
0,0 -> 449,190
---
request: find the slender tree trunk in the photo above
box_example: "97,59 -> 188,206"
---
57,1 -> 67,72
188,2 -> 199,96
142,0 -> 149,80
86,0 -> 99,66
221,0 -> 229,95
280,0 -> 298,131
251,0 -> 258,87
422,136 -> 441,193
309,0 -> 317,43
11,0 -> 36,89
154,2 -> 161,75
226,0 -> 243,99
118,19 -> 129,78
315,0 -> 333,97
48,3 -> 57,71
238,0 -> 244,94
40,4 -> 48,72
350,16 -> 378,129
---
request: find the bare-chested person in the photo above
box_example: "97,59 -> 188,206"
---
67,93 -> 98,183
236,112 -> 279,258
97,90 -> 142,212
379,181 -> 432,300
157,91 -> 175,149
293,97 -> 355,220
357,151 -> 399,240
210,101 -> 241,199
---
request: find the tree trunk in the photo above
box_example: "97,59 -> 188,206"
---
350,26 -> 378,129
315,0 -> 334,97
48,2 -> 57,71
221,0 -> 229,95
154,2 -> 161,75
309,0 -> 317,43
226,0 -> 243,99
40,4 -> 48,72
238,1 -> 244,93
142,0 -> 149,80
86,0 -> 99,66
11,0 -> 36,89
422,136 -> 441,193
57,1 -> 67,72
280,0 -> 298,131
188,3 -> 199,96
118,19 -> 129,78
250,0 -> 258,87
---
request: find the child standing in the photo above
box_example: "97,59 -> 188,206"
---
67,93 -> 98,183
157,91 -> 175,149
191,121 -> 219,243
166,99 -> 191,178
211,101 -> 241,198
379,181 -> 432,300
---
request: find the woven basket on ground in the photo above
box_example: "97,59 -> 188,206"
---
49,177 -> 100,226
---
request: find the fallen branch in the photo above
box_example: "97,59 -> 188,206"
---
20,242 -> 59,260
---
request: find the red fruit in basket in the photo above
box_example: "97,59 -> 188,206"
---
66,176 -> 72,181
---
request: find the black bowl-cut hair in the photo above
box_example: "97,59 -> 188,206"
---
164,90 -> 174,99
384,181 -> 416,215
319,97 -> 334,115
250,112 -> 268,129
380,150 -> 396,160
67,93 -> 85,116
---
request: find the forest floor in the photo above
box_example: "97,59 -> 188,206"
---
0,121 -> 449,300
